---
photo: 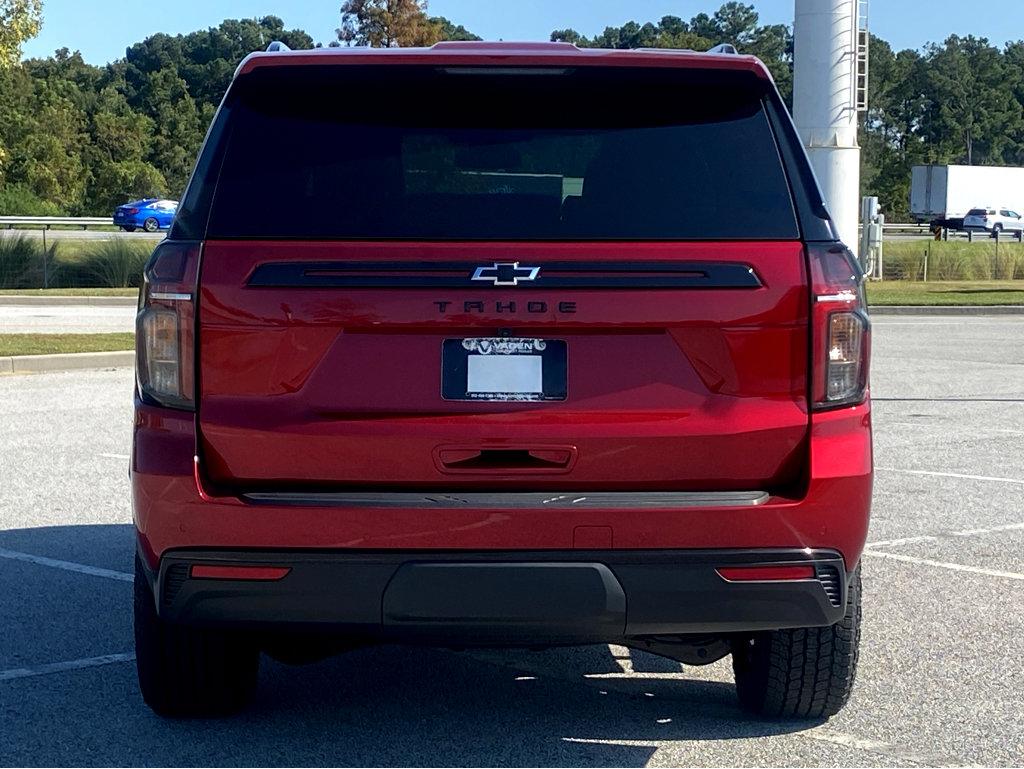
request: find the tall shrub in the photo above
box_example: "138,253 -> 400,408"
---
0,233 -> 54,288
81,238 -> 152,287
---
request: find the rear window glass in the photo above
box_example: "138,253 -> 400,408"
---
204,65 -> 798,240
967,209 -> 987,216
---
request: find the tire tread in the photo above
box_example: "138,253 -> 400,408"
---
134,556 -> 258,717
732,566 -> 861,719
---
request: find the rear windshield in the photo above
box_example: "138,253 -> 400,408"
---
201,65 -> 798,241
967,209 -> 988,216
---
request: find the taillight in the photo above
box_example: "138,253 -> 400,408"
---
127,207 -> 139,215
136,241 -> 200,410
809,244 -> 870,410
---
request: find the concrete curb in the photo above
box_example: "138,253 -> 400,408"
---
869,305 -> 1024,315
0,350 -> 134,374
0,295 -> 137,307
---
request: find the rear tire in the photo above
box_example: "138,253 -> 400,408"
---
731,565 -> 861,719
143,217 -> 160,232
134,555 -> 259,717
122,225 -> 136,232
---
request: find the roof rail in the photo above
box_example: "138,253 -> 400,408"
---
431,41 -> 579,51
707,43 -> 739,55
266,41 -> 291,52
633,47 -> 695,54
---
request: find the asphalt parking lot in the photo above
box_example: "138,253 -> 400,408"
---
1,314 -> 1022,767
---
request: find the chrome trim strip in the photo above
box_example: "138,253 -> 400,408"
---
241,490 -> 769,509
149,291 -> 193,301
815,291 -> 858,303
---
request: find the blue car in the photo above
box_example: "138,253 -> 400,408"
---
113,198 -> 178,232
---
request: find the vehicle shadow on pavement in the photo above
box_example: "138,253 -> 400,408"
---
0,524 -> 821,767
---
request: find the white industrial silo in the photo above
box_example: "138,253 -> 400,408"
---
793,0 -> 868,255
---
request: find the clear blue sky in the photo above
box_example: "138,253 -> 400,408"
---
22,0 -> 1024,65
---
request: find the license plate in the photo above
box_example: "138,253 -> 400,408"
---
442,338 -> 567,401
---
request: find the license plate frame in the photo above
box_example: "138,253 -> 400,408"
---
441,338 -> 567,402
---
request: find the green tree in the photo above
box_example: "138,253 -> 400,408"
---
338,0 -> 440,47
549,29 -> 583,45
922,35 -> 1021,165
19,96 -> 88,211
178,17 -> 313,106
85,89 -> 166,210
695,2 -> 759,45
430,16 -> 480,42
548,4 -> 789,101
0,0 -> 42,68
137,68 -> 203,197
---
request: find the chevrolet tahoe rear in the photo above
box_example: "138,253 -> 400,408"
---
132,41 -> 872,719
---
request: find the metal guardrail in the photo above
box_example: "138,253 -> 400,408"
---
881,223 -> 930,234
0,216 -> 113,229
0,217 -> 1017,240
864,222 -> 1024,241
854,222 -> 932,235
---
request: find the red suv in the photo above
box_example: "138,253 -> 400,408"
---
132,41 -> 871,719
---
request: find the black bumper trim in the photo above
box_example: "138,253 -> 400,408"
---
155,548 -> 847,643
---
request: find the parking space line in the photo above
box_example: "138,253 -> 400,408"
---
952,521 -> 1024,536
803,730 -> 966,767
0,653 -> 135,682
865,535 -> 938,548
0,548 -> 133,582
98,452 -> 130,460
562,731 -> 962,766
863,550 -> 1024,581
867,522 -> 1024,550
876,467 -> 1024,485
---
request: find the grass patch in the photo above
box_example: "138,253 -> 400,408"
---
882,241 -> 1024,280
48,239 -> 90,263
867,280 -> 1024,305
0,333 -> 135,356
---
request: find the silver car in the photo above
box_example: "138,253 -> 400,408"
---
963,207 -> 1024,233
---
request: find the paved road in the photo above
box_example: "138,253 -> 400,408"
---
1,316 -> 1023,766
0,304 -> 136,334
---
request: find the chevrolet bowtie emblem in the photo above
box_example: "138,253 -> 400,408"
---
470,262 -> 541,286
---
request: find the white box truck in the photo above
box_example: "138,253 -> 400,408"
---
910,164 -> 1024,224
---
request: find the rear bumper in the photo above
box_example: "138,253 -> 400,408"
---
147,547 -> 848,641
132,399 -> 873,567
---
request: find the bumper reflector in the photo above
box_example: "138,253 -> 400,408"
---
190,565 -> 291,581
716,565 -> 815,582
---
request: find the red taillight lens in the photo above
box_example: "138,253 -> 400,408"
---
717,565 -> 815,582
190,565 -> 291,581
136,241 -> 199,410
809,244 -> 870,410
127,207 -> 139,215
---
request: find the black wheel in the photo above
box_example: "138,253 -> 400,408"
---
142,217 -> 160,232
134,556 -> 259,717
122,225 -> 136,232
731,566 -> 861,719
